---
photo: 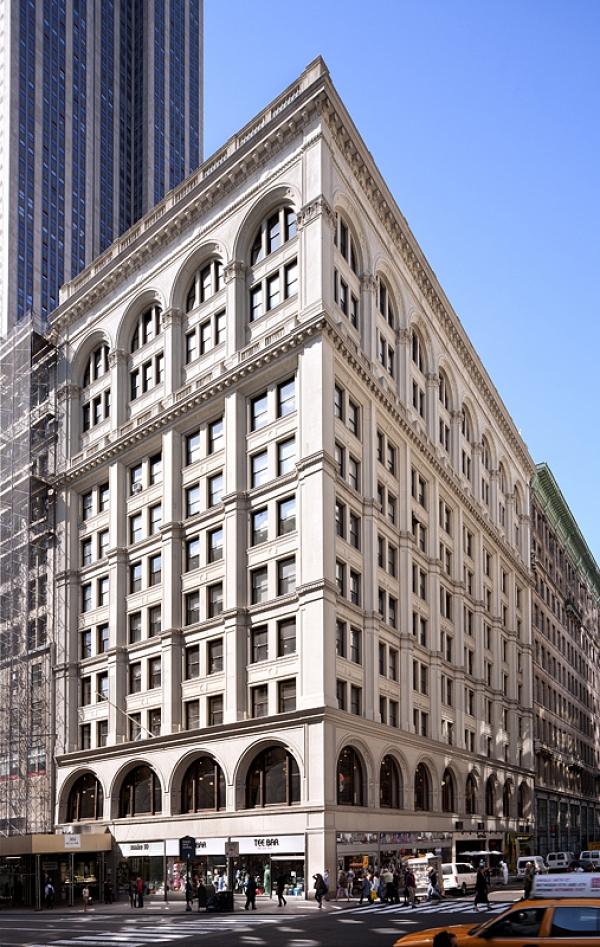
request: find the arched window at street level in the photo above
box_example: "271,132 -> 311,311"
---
67,773 -> 104,821
441,768 -> 456,813
337,746 -> 365,806
414,763 -> 431,811
380,755 -> 402,809
181,756 -> 226,812
119,765 -> 162,817
245,745 -> 300,808
465,773 -> 478,814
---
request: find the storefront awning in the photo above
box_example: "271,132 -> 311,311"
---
0,832 -> 113,857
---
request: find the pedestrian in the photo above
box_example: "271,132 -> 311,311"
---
44,880 -> 54,909
474,866 -> 491,911
103,879 -> 113,904
381,866 -> 394,903
427,866 -> 440,901
358,874 -> 371,905
185,877 -> 193,911
313,872 -> 327,909
346,867 -> 355,898
391,869 -> 401,904
500,860 -> 509,886
244,873 -> 257,910
197,877 -> 207,911
276,871 -> 287,907
522,861 -> 534,900
128,878 -> 136,908
136,875 -> 144,908
323,868 -> 330,901
336,867 -> 348,900
404,868 -> 417,908
82,885 -> 90,913
432,932 -> 458,947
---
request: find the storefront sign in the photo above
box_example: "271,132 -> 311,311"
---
64,835 -> 81,849
119,841 -> 165,857
165,837 -> 228,857
233,835 -> 305,854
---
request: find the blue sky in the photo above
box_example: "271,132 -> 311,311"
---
205,0 -> 600,563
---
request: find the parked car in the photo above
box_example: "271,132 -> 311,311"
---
442,862 -> 478,896
580,851 -> 600,870
516,855 -> 547,878
546,851 -> 575,871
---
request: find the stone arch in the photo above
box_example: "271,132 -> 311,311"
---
407,315 -> 433,375
233,184 -> 301,264
465,771 -> 479,814
332,189 -> 371,273
58,768 -> 107,824
71,329 -> 113,387
168,747 -> 231,812
437,359 -> 458,412
480,430 -> 498,471
169,238 -> 228,314
233,737 -> 303,810
441,766 -> 458,813
514,481 -> 524,517
502,778 -> 514,818
461,397 -> 480,443
414,760 -> 434,812
115,287 -> 166,354
109,759 -> 165,819
337,744 -> 368,807
379,754 -> 404,809
485,774 -> 498,816
373,256 -> 406,325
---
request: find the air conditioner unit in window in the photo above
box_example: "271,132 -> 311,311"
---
131,482 -> 143,494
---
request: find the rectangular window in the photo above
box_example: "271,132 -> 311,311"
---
277,437 -> 296,475
185,591 -> 200,626
98,483 -> 110,511
216,310 -> 226,345
350,685 -> 362,716
185,701 -> 200,730
186,536 -> 200,572
81,537 -> 93,566
389,700 -> 399,728
185,330 -> 197,363
129,662 -> 142,693
185,430 -> 201,466
185,645 -> 200,680
348,400 -> 359,436
349,511 -> 360,549
277,377 -> 296,417
80,724 -> 91,749
278,678 -> 296,713
251,684 -> 269,719
149,554 -> 162,586
207,638 -> 223,674
148,605 -> 161,637
148,709 -> 161,737
251,450 -> 269,487
336,679 -> 347,710
98,529 -> 109,559
251,625 -> 268,663
284,260 -> 298,298
277,618 -> 296,656
185,484 -> 201,517
336,620 -> 346,657
81,677 -> 92,706
250,284 -> 263,321
349,570 -> 361,606
81,583 -> 92,612
208,418 -> 224,454
128,714 -> 141,741
97,623 -> 109,654
334,442 -> 345,477
148,657 -> 161,689
207,582 -> 223,617
208,694 -> 224,726
129,612 -> 142,643
200,319 -> 212,354
277,495 -> 296,535
82,491 -> 93,520
267,271 -> 280,310
251,507 -> 268,545
348,456 -> 360,491
81,629 -> 92,659
130,512 -> 143,544
277,557 -> 296,596
149,504 -> 162,534
250,392 -> 268,431
96,672 -> 109,702
208,527 -> 223,563
251,567 -> 268,604
97,719 -> 108,747
334,384 -> 344,420
335,560 -> 346,596
350,627 -> 362,665
208,472 -> 224,507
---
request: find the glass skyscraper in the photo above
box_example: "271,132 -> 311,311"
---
0,0 -> 203,336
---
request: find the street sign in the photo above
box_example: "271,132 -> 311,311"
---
179,835 -> 195,860
225,841 -> 239,859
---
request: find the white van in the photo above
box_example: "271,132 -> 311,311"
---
516,855 -> 547,878
442,862 -> 478,895
546,851 -> 575,871
579,850 -> 600,869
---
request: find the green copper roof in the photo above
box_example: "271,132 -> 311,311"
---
532,463 -> 600,603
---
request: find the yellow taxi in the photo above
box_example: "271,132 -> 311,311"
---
393,873 -> 600,945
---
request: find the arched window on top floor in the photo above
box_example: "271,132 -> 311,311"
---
410,328 -> 427,421
81,342 -> 111,433
438,369 -> 452,455
248,205 -> 298,324
377,276 -> 395,328
375,275 -> 396,378
498,462 -> 508,530
130,304 -> 163,354
333,213 -> 360,330
334,214 -> 358,275
250,207 -> 297,265
460,406 -> 473,483
186,259 -> 224,312
481,436 -> 492,510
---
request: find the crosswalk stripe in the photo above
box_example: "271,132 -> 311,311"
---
344,899 -> 509,916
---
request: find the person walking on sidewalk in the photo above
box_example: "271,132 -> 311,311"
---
276,872 -> 287,907
358,874 -> 371,905
136,876 -> 144,908
244,873 -> 257,910
313,873 -> 327,909
82,885 -> 90,913
405,868 -> 417,908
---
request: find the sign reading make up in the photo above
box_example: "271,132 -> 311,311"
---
233,835 -> 305,854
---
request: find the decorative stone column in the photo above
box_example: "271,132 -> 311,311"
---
161,429 -> 183,733
162,306 -> 184,397
108,348 -> 127,429
426,372 -> 439,446
397,327 -> 411,407
297,194 -> 335,318
223,261 -> 248,357
360,273 -> 376,362
56,382 -> 81,460
450,410 -> 462,472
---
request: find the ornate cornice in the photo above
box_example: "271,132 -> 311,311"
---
223,260 -> 247,283
296,194 -> 335,231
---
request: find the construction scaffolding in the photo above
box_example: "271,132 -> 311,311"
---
0,317 -> 57,838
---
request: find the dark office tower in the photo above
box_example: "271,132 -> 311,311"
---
0,0 -> 204,336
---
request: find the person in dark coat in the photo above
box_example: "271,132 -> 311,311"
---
197,877 -> 207,911
276,872 -> 287,907
244,873 -> 257,910
474,865 -> 491,910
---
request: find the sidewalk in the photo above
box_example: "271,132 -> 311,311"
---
0,892 -> 327,917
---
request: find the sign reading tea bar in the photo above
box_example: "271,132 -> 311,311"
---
233,835 -> 305,854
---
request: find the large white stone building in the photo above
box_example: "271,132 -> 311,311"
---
50,58 -> 535,900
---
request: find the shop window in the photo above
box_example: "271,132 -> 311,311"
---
245,745 -> 300,808
181,756 -> 226,812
